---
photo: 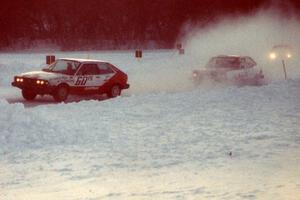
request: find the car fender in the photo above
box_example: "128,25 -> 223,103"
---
48,75 -> 74,86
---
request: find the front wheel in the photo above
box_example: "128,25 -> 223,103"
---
53,85 -> 69,102
107,85 -> 121,98
22,89 -> 37,101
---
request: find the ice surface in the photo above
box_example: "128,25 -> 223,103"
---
1,50 -> 300,199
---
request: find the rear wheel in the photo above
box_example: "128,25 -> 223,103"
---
22,89 -> 37,101
107,85 -> 121,98
53,85 -> 69,102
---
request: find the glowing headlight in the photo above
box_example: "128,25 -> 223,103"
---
36,80 -> 47,85
287,53 -> 292,58
16,78 -> 23,82
269,53 -> 276,60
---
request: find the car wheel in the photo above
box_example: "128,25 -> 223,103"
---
53,85 -> 69,102
22,89 -> 37,101
108,85 -> 121,98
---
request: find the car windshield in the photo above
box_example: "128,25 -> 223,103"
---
272,45 -> 292,54
43,60 -> 81,75
206,57 -> 240,69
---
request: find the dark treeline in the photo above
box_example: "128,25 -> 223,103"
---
0,0 -> 298,51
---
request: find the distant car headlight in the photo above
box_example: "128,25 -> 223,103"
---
269,52 -> 276,60
16,77 -> 24,82
287,53 -> 292,58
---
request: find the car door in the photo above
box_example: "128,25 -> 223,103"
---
244,57 -> 258,77
226,58 -> 243,80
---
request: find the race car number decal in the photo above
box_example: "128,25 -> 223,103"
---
75,76 -> 92,85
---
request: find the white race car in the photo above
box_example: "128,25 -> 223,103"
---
12,58 -> 130,102
192,55 -> 265,86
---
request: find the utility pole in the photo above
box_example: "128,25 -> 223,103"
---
281,59 -> 287,80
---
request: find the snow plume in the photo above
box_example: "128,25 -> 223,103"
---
128,7 -> 300,95
126,52 -> 195,95
180,7 -> 300,81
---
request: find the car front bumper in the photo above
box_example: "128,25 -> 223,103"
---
123,83 -> 130,89
12,80 -> 55,95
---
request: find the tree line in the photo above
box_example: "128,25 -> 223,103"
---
0,0 -> 297,51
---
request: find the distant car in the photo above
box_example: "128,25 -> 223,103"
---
269,44 -> 292,60
192,55 -> 265,86
12,58 -> 130,102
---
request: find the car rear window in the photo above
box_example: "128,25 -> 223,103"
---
97,63 -> 114,74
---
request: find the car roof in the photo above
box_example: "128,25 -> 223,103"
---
213,55 -> 249,59
209,55 -> 257,66
272,44 -> 291,50
59,58 -> 108,63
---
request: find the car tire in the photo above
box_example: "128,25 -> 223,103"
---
53,85 -> 69,102
22,89 -> 37,101
107,85 -> 121,98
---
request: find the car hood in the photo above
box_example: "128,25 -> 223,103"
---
19,71 -> 64,80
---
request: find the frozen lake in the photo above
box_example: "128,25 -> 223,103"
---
0,50 -> 300,200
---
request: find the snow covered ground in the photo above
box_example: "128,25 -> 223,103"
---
0,51 -> 300,200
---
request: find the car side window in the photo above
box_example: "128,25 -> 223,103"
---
245,57 -> 256,68
77,64 -> 100,75
97,62 -> 114,74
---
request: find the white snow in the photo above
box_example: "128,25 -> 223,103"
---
0,49 -> 300,200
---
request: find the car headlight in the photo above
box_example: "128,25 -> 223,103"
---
16,77 -> 24,82
36,80 -> 48,85
287,53 -> 292,58
269,52 -> 276,60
